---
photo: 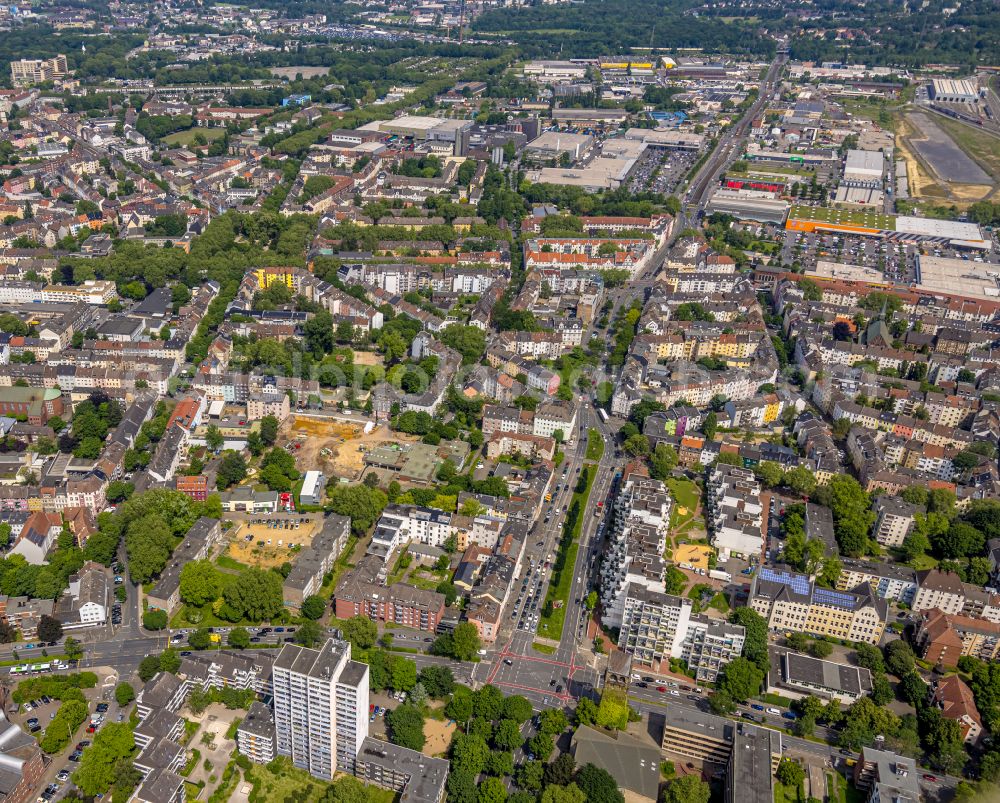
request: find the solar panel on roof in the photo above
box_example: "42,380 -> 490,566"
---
759,567 -> 810,595
813,588 -> 856,608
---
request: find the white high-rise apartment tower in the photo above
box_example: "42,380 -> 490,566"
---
271,638 -> 370,780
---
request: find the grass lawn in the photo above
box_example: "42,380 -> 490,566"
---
774,780 -> 803,803
538,464 -> 596,640
908,553 -> 938,571
216,554 -> 249,572
585,428 -> 604,462
828,771 -> 865,803
744,164 -> 817,178
532,641 -> 557,655
709,592 -> 730,613
387,549 -> 411,585
319,535 -> 359,598
759,692 -> 796,707
408,573 -> 442,592
161,127 -> 226,146
667,477 -> 702,533
666,477 -> 700,511
244,757 -> 337,803
841,97 -> 900,131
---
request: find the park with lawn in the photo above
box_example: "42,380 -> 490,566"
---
538,463 -> 597,641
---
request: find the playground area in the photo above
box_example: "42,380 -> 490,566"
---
423,713 -> 456,758
285,415 -> 418,480
674,543 -> 713,572
225,514 -> 324,569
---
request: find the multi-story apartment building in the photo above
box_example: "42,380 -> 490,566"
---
872,496 -> 919,547
355,738 -> 449,803
931,676 -> 983,745
913,569 -> 966,614
600,472 -> 671,629
852,748 -> 921,803
680,616 -> 746,683
334,555 -> 445,632
836,559 -> 918,604
271,639 -> 369,781
618,586 -> 693,666
371,504 -> 455,551
237,702 -> 276,764
749,567 -> 887,644
282,515 -> 349,610
246,392 -> 290,422
915,609 -> 1000,664
532,399 -> 577,441
707,464 -> 765,560
616,586 -> 745,680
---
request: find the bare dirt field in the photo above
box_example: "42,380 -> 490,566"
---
227,515 -> 322,568
285,415 -> 418,480
269,66 -> 330,79
423,713 -> 456,758
351,351 -> 385,367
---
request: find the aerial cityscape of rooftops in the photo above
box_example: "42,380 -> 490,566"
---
3,0 -> 1000,802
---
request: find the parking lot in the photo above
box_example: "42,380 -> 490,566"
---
16,670 -> 123,803
779,229 -> 920,281
628,146 -> 699,195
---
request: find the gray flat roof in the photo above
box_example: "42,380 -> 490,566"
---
730,725 -> 779,803
274,638 -> 349,680
358,737 -> 449,803
571,725 -> 662,801
662,704 -> 736,744
775,648 -> 873,696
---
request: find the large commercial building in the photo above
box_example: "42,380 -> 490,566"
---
749,566 -> 887,644
724,724 -> 782,803
915,254 -> 1000,300
706,189 -> 790,224
9,55 -> 67,86
661,705 -> 783,795
929,78 -> 979,103
843,149 -> 885,185
786,208 -> 990,249
358,115 -> 471,143
271,639 -> 370,780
